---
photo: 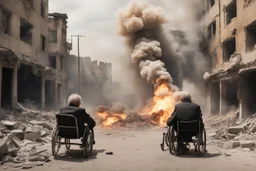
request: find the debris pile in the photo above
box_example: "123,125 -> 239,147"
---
0,108 -> 56,169
207,113 -> 256,151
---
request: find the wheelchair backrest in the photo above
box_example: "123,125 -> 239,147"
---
177,120 -> 201,136
56,114 -> 80,139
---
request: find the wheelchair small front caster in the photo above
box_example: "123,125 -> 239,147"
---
160,143 -> 164,151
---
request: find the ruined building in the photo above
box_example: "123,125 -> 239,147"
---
0,0 -> 69,110
204,0 -> 256,119
47,13 -> 70,108
66,55 -> 112,109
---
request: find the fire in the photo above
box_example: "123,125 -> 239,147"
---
97,111 -> 127,127
96,82 -> 175,127
143,82 -> 175,125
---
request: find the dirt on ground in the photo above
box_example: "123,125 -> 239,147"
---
1,127 -> 256,171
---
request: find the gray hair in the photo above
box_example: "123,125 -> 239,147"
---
173,91 -> 192,103
68,94 -> 82,106
180,92 -> 192,103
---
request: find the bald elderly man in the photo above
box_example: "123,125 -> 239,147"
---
60,94 -> 96,144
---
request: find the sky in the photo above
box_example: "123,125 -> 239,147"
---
49,0 -> 130,63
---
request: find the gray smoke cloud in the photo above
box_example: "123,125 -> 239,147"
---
118,0 -> 178,91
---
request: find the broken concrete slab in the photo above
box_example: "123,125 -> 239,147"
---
10,135 -> 24,148
228,125 -> 245,134
24,131 -> 41,142
29,120 -> 45,125
1,121 -> 17,128
227,133 -> 237,140
28,150 -> 49,162
41,123 -> 54,130
231,141 -> 240,149
0,138 -> 8,158
240,141 -> 255,149
22,162 -> 33,169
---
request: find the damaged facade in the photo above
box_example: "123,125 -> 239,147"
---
66,55 -> 112,108
204,0 -> 256,119
0,0 -> 68,110
47,13 -> 70,108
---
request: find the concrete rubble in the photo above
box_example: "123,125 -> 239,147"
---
0,107 -> 56,169
207,113 -> 256,151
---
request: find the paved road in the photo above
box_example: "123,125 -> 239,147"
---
2,128 -> 256,171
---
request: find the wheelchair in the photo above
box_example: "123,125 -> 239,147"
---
161,120 -> 207,156
51,114 -> 94,158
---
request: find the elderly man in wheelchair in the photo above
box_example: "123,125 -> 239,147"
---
161,92 -> 207,156
52,94 -> 96,158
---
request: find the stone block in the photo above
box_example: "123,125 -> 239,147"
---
1,121 -> 17,127
227,133 -> 236,140
0,138 -> 8,158
228,126 -> 245,134
230,141 -> 240,149
10,136 -> 23,148
24,131 -> 41,142
240,141 -> 255,149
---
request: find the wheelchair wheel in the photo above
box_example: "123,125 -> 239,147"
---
197,129 -> 207,156
82,129 -> 93,158
52,126 -> 61,157
165,129 -> 170,147
65,139 -> 71,150
169,127 -> 177,155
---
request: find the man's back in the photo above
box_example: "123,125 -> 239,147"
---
175,102 -> 201,121
60,106 -> 96,130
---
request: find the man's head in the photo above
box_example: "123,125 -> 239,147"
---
68,94 -> 82,107
180,92 -> 192,103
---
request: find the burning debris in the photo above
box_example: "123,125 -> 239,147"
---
96,105 -> 127,127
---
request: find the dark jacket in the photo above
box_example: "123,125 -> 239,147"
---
60,106 -> 96,130
167,102 -> 203,127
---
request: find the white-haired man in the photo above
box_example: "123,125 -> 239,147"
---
167,92 -> 204,155
60,94 -> 96,144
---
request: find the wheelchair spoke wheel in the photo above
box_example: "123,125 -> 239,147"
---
165,130 -> 170,147
65,139 -> 71,150
83,128 -> 93,159
197,129 -> 207,156
52,127 -> 61,157
169,127 -> 177,155
87,133 -> 93,155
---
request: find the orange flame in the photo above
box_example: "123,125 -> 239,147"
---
142,82 -> 175,125
97,111 -> 127,127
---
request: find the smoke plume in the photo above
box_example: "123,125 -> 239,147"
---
118,0 -> 178,91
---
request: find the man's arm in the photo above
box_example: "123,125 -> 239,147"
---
196,105 -> 203,122
81,109 -> 96,129
167,107 -> 177,126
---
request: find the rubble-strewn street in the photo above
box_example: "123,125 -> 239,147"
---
206,112 -> 256,151
0,107 -> 55,169
1,127 -> 256,171
1,108 -> 256,170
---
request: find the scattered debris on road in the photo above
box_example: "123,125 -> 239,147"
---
207,112 -> 256,151
0,107 -> 56,169
106,152 -> 113,155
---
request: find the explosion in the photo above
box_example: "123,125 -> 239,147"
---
148,82 -> 175,125
97,0 -> 179,127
